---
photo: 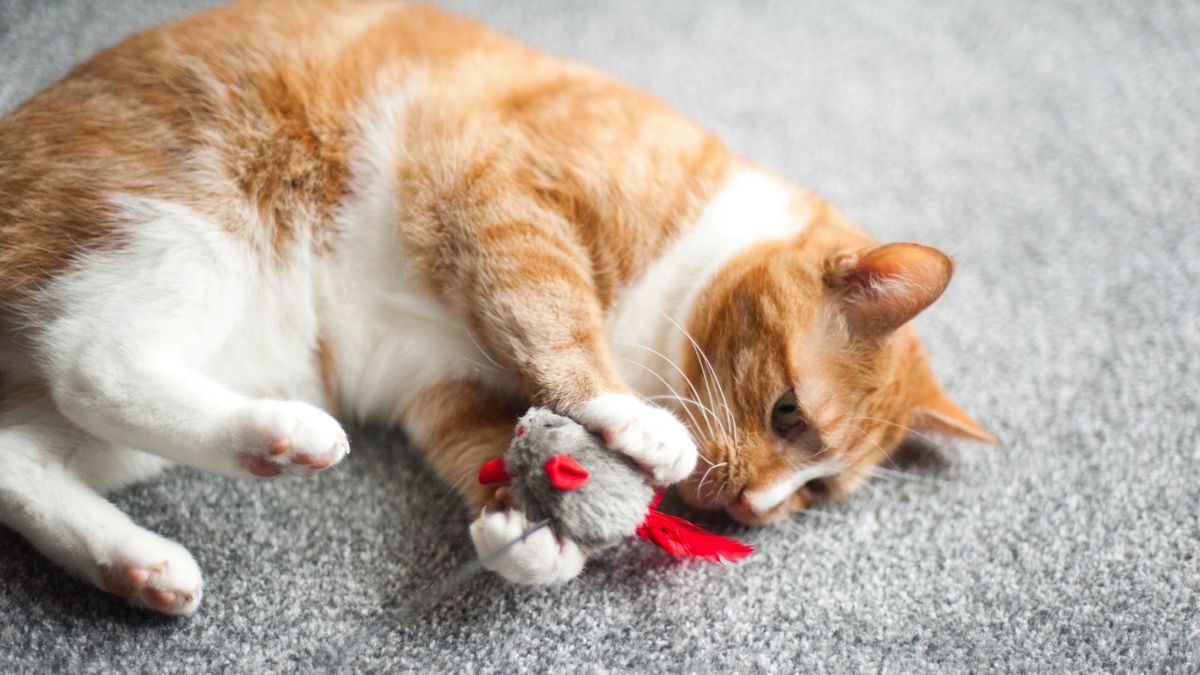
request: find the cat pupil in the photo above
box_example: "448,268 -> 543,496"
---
771,390 -> 806,437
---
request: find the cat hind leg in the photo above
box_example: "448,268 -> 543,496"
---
36,199 -> 347,479
0,399 -> 203,615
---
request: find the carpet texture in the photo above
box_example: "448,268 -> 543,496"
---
2,1 -> 1198,672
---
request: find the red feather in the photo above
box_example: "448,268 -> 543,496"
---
636,500 -> 754,564
477,458 -> 511,485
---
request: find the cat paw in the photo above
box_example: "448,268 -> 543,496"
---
237,401 -> 348,478
98,538 -> 203,616
469,509 -> 585,585
574,393 -> 698,485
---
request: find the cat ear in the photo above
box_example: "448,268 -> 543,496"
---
826,243 -> 954,336
912,390 -> 998,445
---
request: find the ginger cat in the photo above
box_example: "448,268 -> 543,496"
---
0,0 -> 993,615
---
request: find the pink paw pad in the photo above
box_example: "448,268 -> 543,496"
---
99,562 -> 199,615
238,403 -> 349,479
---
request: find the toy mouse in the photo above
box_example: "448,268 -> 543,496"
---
477,407 -> 753,563
400,408 -> 752,615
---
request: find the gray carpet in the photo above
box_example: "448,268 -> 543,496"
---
2,0 -> 1198,671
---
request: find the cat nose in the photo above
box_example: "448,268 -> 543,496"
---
736,490 -> 755,513
723,489 -> 762,524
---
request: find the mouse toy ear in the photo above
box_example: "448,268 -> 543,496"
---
478,458 -> 512,485
544,454 -> 590,490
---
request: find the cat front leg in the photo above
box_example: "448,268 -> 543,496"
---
34,202 -> 347,480
441,214 -> 698,487
47,347 -> 348,479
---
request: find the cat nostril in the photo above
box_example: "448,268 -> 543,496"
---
736,490 -> 754,512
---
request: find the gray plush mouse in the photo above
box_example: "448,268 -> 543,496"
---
478,407 -> 753,561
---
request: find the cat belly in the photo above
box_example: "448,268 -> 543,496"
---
203,262 -> 328,406
313,89 -> 515,426
315,250 -> 511,425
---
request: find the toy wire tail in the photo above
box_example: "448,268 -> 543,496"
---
397,518 -> 553,618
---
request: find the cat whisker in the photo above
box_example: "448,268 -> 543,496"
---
620,342 -> 729,442
645,393 -> 729,449
694,461 -> 727,500
464,329 -> 506,372
713,477 -> 731,503
440,466 -> 476,507
459,356 -> 500,373
619,358 -> 719,444
844,415 -> 937,445
659,312 -> 739,445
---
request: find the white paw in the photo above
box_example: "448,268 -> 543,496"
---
574,393 -> 698,485
97,534 -> 203,616
236,400 -> 348,478
469,509 -> 585,585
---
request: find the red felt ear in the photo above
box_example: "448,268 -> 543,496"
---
478,458 -> 511,485
543,455 -> 589,490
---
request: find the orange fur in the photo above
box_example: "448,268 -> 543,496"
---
0,1 -> 989,525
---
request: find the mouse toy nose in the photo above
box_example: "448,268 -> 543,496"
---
544,454 -> 590,490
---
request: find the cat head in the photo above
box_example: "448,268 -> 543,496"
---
674,204 -> 994,525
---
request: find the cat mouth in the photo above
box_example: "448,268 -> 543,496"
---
720,460 -> 844,525
724,497 -> 793,526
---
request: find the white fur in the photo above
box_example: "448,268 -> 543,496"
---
318,87 -> 513,434
0,398 -> 202,615
470,508 -> 585,585
606,169 -> 804,397
743,459 -> 846,515
574,393 -> 697,485
37,196 -> 345,478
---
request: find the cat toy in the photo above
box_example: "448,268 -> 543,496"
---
479,407 -> 754,561
402,408 -> 752,615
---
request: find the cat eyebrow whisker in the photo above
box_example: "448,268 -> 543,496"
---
844,415 -> 936,445
658,312 -> 739,446
837,420 -> 893,463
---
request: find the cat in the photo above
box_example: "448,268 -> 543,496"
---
0,0 -> 994,616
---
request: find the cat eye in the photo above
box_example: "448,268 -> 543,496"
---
771,389 -> 807,439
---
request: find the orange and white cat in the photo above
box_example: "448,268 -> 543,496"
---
0,0 -> 993,615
